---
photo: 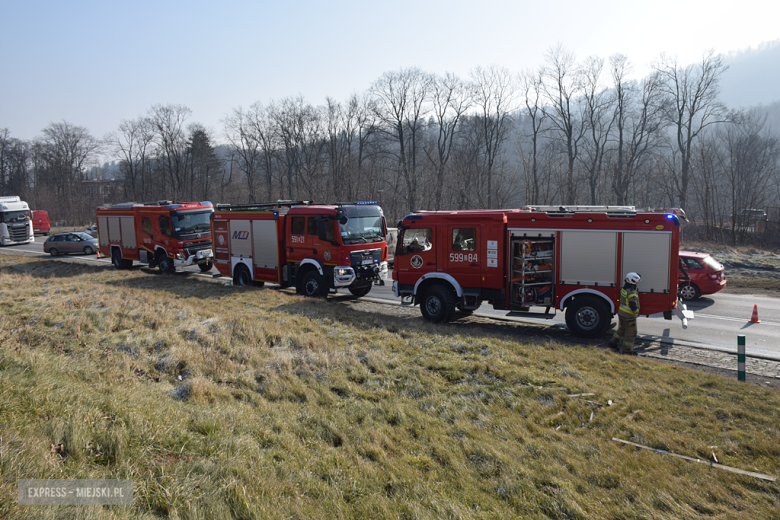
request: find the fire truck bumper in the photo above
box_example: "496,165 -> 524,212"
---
333,266 -> 357,287
174,249 -> 213,267
334,261 -> 389,287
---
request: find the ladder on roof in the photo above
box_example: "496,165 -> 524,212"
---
215,200 -> 314,211
520,205 -> 637,214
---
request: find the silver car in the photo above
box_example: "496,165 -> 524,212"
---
44,232 -> 99,256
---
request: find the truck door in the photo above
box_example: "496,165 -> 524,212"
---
446,225 -> 482,288
286,215 -> 307,263
395,227 -> 436,279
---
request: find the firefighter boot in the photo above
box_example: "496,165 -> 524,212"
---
609,318 -> 626,352
619,319 -> 638,355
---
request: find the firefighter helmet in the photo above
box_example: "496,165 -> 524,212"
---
625,272 -> 641,284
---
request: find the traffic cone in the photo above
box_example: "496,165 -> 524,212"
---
749,304 -> 760,323
96,250 -> 102,259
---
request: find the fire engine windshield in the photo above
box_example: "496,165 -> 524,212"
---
0,210 -> 31,223
339,215 -> 385,245
171,210 -> 212,238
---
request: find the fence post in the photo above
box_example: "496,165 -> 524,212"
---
737,335 -> 746,382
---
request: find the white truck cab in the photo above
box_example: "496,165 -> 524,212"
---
0,196 -> 34,246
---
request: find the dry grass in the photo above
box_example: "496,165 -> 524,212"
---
1,255 -> 779,519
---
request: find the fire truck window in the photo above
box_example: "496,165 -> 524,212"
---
452,228 -> 476,251
291,216 -> 305,235
159,216 -> 172,236
324,221 -> 335,242
142,217 -> 153,235
307,217 -> 317,236
400,228 -> 432,255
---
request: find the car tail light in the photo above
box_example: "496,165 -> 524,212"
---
709,273 -> 719,280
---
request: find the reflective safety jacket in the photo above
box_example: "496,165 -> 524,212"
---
618,286 -> 640,318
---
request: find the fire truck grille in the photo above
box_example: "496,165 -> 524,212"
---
350,248 -> 382,268
183,239 -> 212,257
9,225 -> 31,242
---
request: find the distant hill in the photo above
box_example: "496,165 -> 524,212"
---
720,40 -> 780,109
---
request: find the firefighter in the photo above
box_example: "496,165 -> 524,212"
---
609,272 -> 641,355
408,237 -> 425,253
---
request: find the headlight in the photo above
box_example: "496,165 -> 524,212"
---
175,251 -> 184,259
336,268 -> 350,276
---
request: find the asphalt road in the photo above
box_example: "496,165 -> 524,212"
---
11,235 -> 215,276
365,282 -> 780,358
8,236 -> 780,358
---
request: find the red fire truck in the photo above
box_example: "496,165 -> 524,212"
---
392,206 -> 693,338
211,201 -> 389,296
96,201 -> 214,272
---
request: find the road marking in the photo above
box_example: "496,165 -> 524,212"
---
695,313 -> 780,327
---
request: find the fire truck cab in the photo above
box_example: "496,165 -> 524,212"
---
96,201 -> 214,272
392,206 -> 692,338
212,201 -> 389,297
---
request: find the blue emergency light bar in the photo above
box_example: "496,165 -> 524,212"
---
334,201 -> 377,206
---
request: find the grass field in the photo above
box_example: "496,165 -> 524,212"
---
1,255 -> 779,519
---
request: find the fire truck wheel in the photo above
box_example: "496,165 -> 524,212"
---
565,296 -> 610,338
198,259 -> 213,272
678,282 -> 700,301
233,265 -> 252,287
301,271 -> 325,297
348,285 -> 372,298
112,249 -> 123,269
420,285 -> 456,323
157,254 -> 174,274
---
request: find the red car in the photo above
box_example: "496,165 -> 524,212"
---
678,251 -> 727,300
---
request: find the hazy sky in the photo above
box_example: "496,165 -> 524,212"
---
2,0 -> 779,144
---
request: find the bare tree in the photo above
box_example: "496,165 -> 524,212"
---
579,56 -> 616,204
517,69 -> 547,204
654,50 -> 729,210
224,105 -> 264,202
370,68 -> 432,213
148,104 -> 192,198
609,55 -> 666,205
0,128 -> 10,191
35,121 -> 101,223
423,72 -> 472,210
0,129 -> 32,200
541,45 -> 585,205
247,102 -> 281,201
722,111 -> 780,244
323,93 -> 380,202
271,96 -> 325,200
689,131 -> 726,241
470,65 -> 517,208
106,117 -> 155,201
